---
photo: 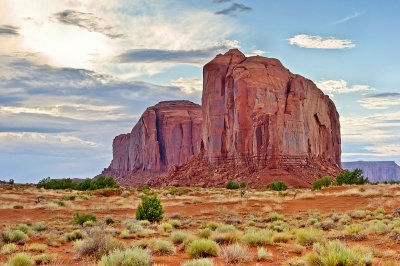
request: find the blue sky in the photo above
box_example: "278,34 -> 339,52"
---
0,0 -> 399,183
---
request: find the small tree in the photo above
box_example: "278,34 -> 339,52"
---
266,181 -> 288,191
312,176 -> 331,190
335,168 -> 368,185
226,181 -> 240,190
136,194 -> 164,223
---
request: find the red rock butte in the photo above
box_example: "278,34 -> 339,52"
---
101,49 -> 341,188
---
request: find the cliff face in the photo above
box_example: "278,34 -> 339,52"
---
105,101 -> 202,176
102,49 -> 342,187
342,161 -> 400,183
202,49 -> 341,169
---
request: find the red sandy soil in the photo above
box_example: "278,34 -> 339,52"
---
0,184 -> 399,265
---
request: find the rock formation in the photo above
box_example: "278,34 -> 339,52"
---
202,49 -> 341,169
342,161 -> 400,183
102,101 -> 202,182
102,49 -> 341,187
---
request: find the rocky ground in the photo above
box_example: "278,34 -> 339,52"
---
0,184 -> 399,265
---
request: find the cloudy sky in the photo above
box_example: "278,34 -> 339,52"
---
0,0 -> 399,182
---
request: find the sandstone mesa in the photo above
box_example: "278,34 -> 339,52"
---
102,49 -> 341,188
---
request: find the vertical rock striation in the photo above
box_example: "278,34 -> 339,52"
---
103,101 -> 202,181
202,49 -> 341,169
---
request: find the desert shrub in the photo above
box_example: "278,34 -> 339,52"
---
167,186 -> 191,196
54,200 -> 66,207
0,243 -> 17,254
198,228 -> 212,239
32,253 -> 54,265
2,229 -> 29,243
32,222 -> 47,232
16,224 -> 29,234
137,184 -> 151,193
272,232 -> 292,243
7,252 -> 34,266
98,247 -> 151,266
257,247 -> 273,261
242,230 -> 274,246
335,168 -> 369,185
171,231 -> 189,244
266,181 -> 287,191
27,243 -> 47,253
120,230 -> 134,239
62,194 -> 76,201
211,231 -> 242,245
181,258 -> 214,266
268,212 -> 284,221
167,219 -> 181,228
201,221 -> 220,231
220,243 -> 252,264
136,194 -> 164,223
305,240 -> 373,266
83,220 -> 96,227
186,239 -> 219,258
64,230 -> 85,242
37,176 -> 118,190
216,224 -> 235,233
312,176 -> 331,190
295,228 -> 323,246
365,220 -> 391,234
226,180 -> 240,189
75,229 -> 124,259
105,216 -> 115,225
150,238 -> 175,255
72,213 -> 96,225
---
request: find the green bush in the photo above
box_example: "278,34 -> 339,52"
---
226,181 -> 240,190
171,231 -> 189,244
312,176 -> 331,190
1,229 -> 29,243
64,230 -> 85,241
295,228 -> 323,246
335,168 -> 369,185
105,216 -> 115,225
186,239 -> 219,258
99,247 -> 151,266
33,254 -> 54,265
266,181 -> 288,191
72,213 -> 96,226
305,240 -> 373,266
37,176 -> 118,190
7,252 -> 34,266
136,194 -> 164,223
150,238 -> 175,255
16,224 -> 29,234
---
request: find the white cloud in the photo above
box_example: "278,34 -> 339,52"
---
333,11 -> 363,24
171,77 -> 202,95
315,80 -> 373,95
0,0 -> 239,77
364,144 -> 400,157
359,93 -> 400,110
288,34 -> 355,49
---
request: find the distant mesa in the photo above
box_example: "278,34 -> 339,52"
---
342,161 -> 400,183
101,49 -> 341,188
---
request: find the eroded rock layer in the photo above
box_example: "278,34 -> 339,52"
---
102,101 -> 202,181
102,49 -> 341,187
202,49 -> 341,169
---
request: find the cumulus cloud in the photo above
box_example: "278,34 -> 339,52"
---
288,34 -> 355,49
359,93 -> 400,110
53,9 -> 123,39
0,25 -> 19,35
215,3 -> 252,16
170,77 -> 202,95
315,80 -> 373,95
